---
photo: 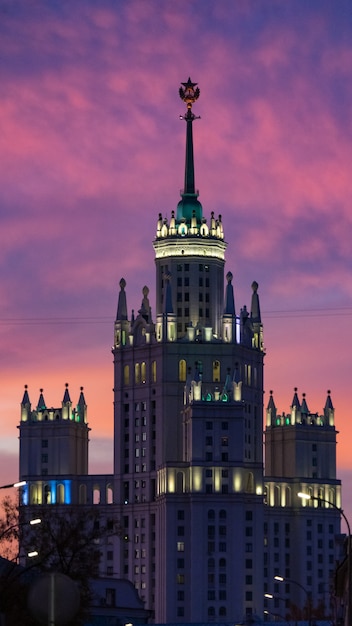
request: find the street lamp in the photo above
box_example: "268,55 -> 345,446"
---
298,492 -> 351,626
274,575 -> 311,626
0,481 -> 26,490
264,609 -> 288,623
0,518 -> 41,542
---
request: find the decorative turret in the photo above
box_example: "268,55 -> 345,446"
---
222,271 -> 237,343
21,385 -> 31,422
324,389 -> 335,426
301,392 -> 309,418
62,383 -> 71,420
291,387 -> 301,424
266,390 -> 277,427
250,281 -> 263,350
77,387 -> 87,424
114,278 -> 130,348
37,388 -> 46,411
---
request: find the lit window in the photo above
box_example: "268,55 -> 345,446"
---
152,360 -> 157,382
213,360 -> 220,382
179,359 -> 187,382
141,362 -> 146,383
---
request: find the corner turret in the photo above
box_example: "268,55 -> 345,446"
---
21,385 -> 31,422
62,383 -> 71,420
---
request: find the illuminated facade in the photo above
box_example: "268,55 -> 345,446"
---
18,79 -> 342,624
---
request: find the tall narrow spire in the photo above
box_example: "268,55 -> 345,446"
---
116,278 -> 128,321
177,78 -> 202,221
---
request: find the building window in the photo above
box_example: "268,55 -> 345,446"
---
124,365 -> 130,385
177,542 -> 184,552
151,360 -> 156,382
179,359 -> 187,382
41,440 -> 48,448
177,574 -> 184,584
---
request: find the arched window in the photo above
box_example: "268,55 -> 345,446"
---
208,509 -> 215,520
179,359 -> 187,382
219,607 -> 227,617
219,558 -> 226,568
219,509 -> 227,519
213,360 -> 220,382
57,483 -> 65,504
79,484 -> 87,504
245,472 -> 254,494
208,607 -> 215,617
124,365 -> 130,386
152,360 -> 157,382
208,558 -> 215,569
135,363 -> 140,384
107,483 -> 113,504
30,484 -> 39,505
141,362 -> 146,383
44,484 -> 51,504
93,485 -> 101,504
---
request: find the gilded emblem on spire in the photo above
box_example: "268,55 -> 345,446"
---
179,77 -> 200,110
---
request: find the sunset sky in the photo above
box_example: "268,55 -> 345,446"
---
1,1 -> 352,520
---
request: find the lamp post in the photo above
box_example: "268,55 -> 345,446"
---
264,609 -> 288,624
0,518 -> 41,543
298,492 -> 352,626
0,481 -> 26,490
274,575 -> 311,626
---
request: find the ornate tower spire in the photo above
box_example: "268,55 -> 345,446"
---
177,78 -> 202,221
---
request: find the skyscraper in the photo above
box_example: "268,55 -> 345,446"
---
19,79 -> 342,624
